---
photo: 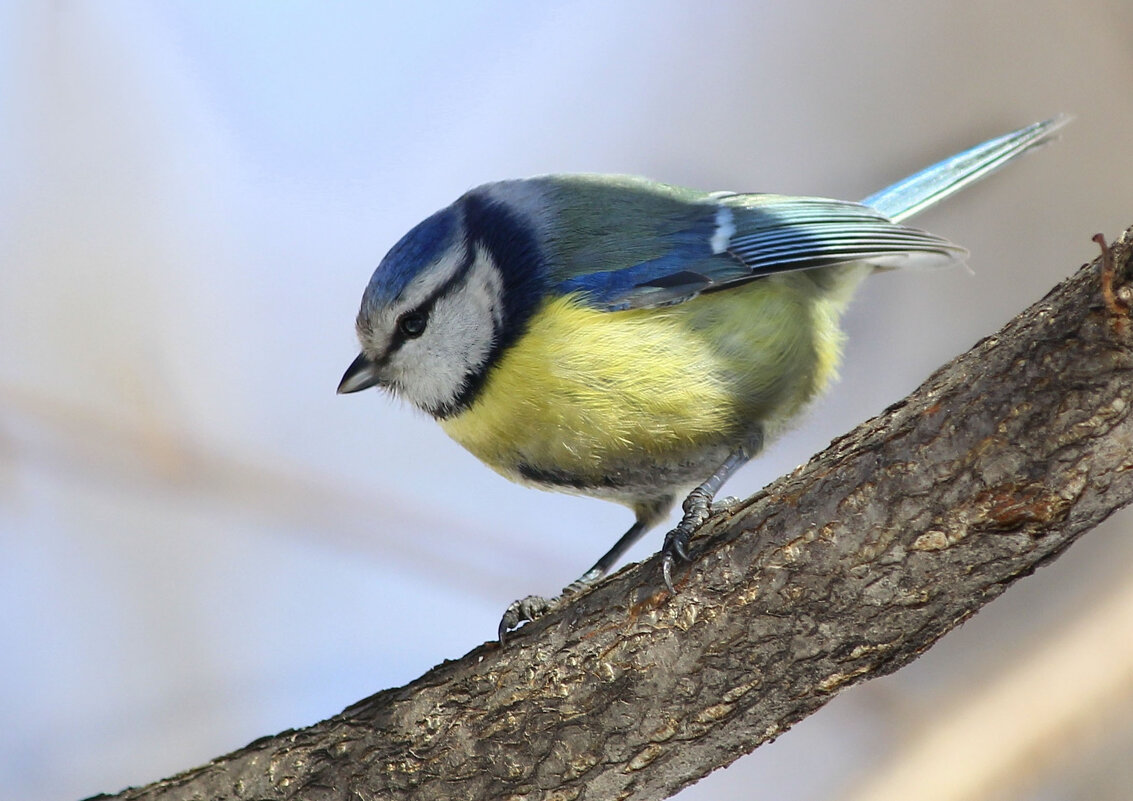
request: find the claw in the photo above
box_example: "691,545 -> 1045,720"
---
498,594 -> 554,645
497,606 -> 520,646
660,525 -> 693,594
662,553 -> 676,594
672,535 -> 689,562
662,525 -> 692,562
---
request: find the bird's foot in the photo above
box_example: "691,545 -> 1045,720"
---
660,486 -> 715,593
497,567 -> 605,645
498,595 -> 557,644
660,527 -> 692,594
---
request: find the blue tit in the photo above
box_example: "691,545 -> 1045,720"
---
338,117 -> 1066,641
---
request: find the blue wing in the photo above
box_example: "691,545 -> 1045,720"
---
550,193 -> 963,311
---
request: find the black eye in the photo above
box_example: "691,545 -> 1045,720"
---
397,310 -> 428,338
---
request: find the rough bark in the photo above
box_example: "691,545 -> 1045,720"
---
97,227 -> 1133,801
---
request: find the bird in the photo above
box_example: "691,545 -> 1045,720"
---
338,117 -> 1067,642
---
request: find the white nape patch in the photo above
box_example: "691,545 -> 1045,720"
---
710,206 -> 735,254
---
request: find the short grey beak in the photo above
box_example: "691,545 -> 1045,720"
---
337,352 -> 381,394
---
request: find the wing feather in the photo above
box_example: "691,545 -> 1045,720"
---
491,177 -> 966,312
557,194 -> 964,310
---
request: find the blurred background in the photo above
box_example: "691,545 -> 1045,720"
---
2,2 -> 1132,799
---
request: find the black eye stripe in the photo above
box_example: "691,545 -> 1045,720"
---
383,246 -> 479,357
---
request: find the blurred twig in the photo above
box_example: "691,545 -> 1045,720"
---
100,226 -> 1133,801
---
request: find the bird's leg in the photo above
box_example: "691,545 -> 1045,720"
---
498,499 -> 670,644
661,447 -> 752,593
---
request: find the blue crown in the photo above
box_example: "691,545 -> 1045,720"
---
364,205 -> 461,306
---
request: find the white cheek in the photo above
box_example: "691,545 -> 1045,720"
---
381,249 -> 504,414
388,291 -> 497,413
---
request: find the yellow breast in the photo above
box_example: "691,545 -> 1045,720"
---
440,271 -> 854,492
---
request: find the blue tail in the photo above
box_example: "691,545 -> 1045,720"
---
862,116 -> 1070,223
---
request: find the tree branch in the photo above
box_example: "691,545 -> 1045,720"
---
99,226 -> 1133,801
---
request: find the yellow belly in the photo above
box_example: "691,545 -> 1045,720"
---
440,271 -> 854,497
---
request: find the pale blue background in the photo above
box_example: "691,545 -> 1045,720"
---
3,3 -> 1132,800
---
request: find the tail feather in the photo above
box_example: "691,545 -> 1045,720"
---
862,116 -> 1070,223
